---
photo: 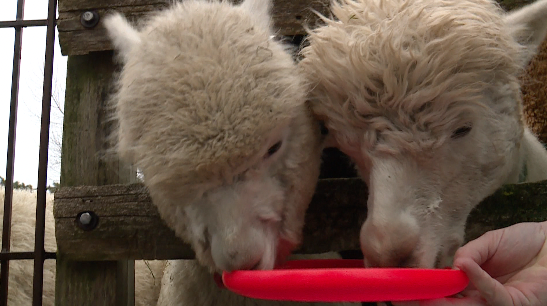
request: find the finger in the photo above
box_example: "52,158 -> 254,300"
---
455,257 -> 512,306
392,297 -> 487,306
421,297 -> 487,306
391,301 -> 420,306
480,223 -> 546,276
454,230 -> 501,267
458,288 -> 483,299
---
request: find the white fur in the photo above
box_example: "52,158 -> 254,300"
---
106,0 -> 322,273
0,189 -> 56,305
300,0 -> 547,269
239,0 -> 272,30
105,0 -> 354,305
505,0 -> 547,65
0,189 -> 165,305
103,14 -> 141,62
521,128 -> 547,182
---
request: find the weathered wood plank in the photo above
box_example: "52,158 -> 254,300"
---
57,0 -> 330,56
54,178 -> 547,261
57,0 -> 532,56
58,4 -> 169,56
59,0 -> 168,11
465,181 -> 547,241
57,51 -> 136,306
56,0 -> 530,13
498,0 -> 538,11
60,52 -> 136,187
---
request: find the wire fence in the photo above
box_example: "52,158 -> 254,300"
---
0,0 -> 57,305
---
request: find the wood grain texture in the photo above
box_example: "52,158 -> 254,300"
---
54,178 -> 547,261
57,0 -> 531,56
57,0 -> 329,55
57,51 -> 136,306
60,51 -> 136,187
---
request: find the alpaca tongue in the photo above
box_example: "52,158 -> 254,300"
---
274,238 -> 295,268
214,238 -> 296,288
213,272 -> 225,289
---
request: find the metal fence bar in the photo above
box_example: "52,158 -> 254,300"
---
0,252 -> 56,261
0,19 -> 48,28
1,0 -> 26,304
33,0 -> 57,303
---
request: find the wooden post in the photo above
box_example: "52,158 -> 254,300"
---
56,51 -> 136,306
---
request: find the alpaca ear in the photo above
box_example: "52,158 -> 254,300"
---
504,0 -> 547,66
104,13 -> 141,61
240,0 -> 272,30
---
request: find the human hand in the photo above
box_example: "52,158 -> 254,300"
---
395,221 -> 547,306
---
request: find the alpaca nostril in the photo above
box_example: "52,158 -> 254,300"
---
235,256 -> 262,271
362,238 -> 417,268
227,250 -> 239,261
363,256 -> 379,268
364,252 -> 415,268
395,254 -> 415,268
250,260 -> 262,270
224,250 -> 263,271
361,213 -> 421,268
217,256 -> 261,272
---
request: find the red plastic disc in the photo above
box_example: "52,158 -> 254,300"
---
222,259 -> 469,302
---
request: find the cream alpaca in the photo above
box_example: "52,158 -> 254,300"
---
0,189 -> 56,305
104,0 -> 354,305
106,0 -> 321,275
301,0 -> 547,268
0,189 -> 163,305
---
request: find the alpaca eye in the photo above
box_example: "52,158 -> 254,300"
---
266,141 -> 282,158
451,126 -> 472,139
319,121 -> 329,136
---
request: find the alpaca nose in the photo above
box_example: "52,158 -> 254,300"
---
210,234 -> 265,272
212,245 -> 263,272
360,215 -> 420,268
363,245 -> 415,268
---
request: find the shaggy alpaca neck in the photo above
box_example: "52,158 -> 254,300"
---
520,128 -> 547,182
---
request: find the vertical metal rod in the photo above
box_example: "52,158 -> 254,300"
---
33,0 -> 57,304
1,0 -> 25,305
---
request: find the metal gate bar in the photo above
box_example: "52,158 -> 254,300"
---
33,0 -> 57,303
0,20 -> 48,28
1,0 -> 27,304
0,0 -> 57,305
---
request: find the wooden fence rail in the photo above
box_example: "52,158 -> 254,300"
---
54,179 -> 547,262
57,0 -> 533,56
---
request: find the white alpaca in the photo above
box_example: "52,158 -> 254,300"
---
0,189 -> 56,305
105,0 -> 353,305
0,188 -> 164,305
300,0 -> 547,269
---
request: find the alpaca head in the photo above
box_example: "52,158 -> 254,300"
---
105,0 -> 323,272
301,0 -> 547,268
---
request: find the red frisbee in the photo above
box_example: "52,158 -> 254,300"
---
222,259 -> 469,302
